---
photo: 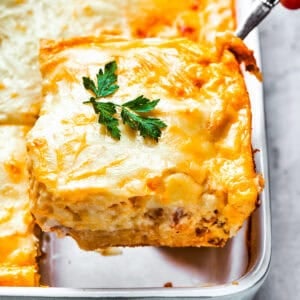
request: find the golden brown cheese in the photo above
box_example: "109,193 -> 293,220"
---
0,126 -> 39,286
27,36 -> 262,249
0,0 -> 234,125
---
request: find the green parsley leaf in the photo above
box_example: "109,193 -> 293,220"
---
93,101 -> 121,140
97,61 -> 119,97
122,95 -> 160,113
82,61 -> 119,98
121,106 -> 167,141
82,78 -> 98,96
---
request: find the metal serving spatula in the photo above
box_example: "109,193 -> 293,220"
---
236,0 -> 280,39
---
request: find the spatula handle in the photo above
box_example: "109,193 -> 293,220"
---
236,0 -> 280,40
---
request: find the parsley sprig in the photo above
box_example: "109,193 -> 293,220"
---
83,61 -> 119,98
83,61 -> 167,141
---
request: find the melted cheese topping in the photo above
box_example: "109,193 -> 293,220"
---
27,36 -> 262,248
0,126 -> 39,286
0,0 -> 234,125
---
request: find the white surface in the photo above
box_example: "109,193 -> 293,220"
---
255,5 -> 300,300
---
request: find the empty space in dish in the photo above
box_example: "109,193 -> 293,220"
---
40,223 -> 249,288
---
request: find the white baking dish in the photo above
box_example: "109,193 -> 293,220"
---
0,0 -> 271,298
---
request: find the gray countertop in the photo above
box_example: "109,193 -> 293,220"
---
255,5 -> 300,300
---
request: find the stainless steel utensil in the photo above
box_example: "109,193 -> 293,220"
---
236,0 -> 280,39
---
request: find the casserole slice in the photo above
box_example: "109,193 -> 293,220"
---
0,126 -> 39,286
27,35 -> 262,250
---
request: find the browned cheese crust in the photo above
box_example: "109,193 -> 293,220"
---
27,35 -> 263,250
